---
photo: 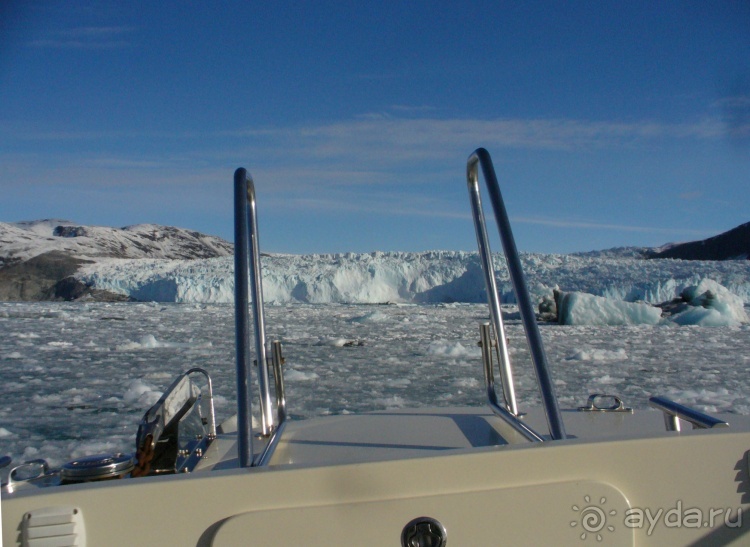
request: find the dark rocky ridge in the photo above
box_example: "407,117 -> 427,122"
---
647,221 -> 750,261
0,251 -> 130,301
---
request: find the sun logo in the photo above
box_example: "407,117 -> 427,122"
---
571,495 -> 617,541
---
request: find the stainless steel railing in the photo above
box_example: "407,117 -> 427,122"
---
234,168 -> 287,468
467,148 -> 567,441
185,367 -> 217,438
479,323 -> 544,442
649,396 -> 729,432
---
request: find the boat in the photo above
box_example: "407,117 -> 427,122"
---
2,148 -> 749,546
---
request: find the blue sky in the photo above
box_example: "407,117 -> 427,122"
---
1,1 -> 749,254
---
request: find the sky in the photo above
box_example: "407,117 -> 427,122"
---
1,1 -> 749,255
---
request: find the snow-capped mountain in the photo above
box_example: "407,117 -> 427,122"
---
0,219 -> 233,267
0,220 -> 233,301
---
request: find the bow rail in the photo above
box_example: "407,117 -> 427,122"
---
234,168 -> 287,468
467,148 -> 567,441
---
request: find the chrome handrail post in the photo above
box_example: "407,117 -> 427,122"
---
235,169 -> 274,437
480,323 -> 544,442
479,323 -> 499,408
235,169 -> 288,468
467,148 -> 567,441
234,168 -> 255,467
649,396 -> 729,431
271,340 -> 287,424
469,179 -> 518,416
246,185 -> 274,437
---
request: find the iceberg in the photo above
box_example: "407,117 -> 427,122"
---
557,292 -> 662,326
556,279 -> 749,327
668,279 -> 749,326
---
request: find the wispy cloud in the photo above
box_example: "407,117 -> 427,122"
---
265,190 -> 470,220
717,95 -> 750,144
5,114 -> 726,154
255,190 -> 714,245
233,116 -> 727,162
511,216 -> 709,236
355,105 -> 439,121
389,104 -> 439,114
0,112 -> 735,244
0,124 -> 200,143
213,116 -> 731,201
2,113 -> 730,207
28,26 -> 134,49
11,115 -> 722,223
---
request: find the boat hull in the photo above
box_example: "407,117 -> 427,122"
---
3,408 -> 749,546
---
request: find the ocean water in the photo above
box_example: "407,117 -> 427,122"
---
1,301 -> 749,470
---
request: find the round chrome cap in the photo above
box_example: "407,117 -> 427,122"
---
61,453 -> 135,482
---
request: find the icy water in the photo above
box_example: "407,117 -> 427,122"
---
1,301 -> 749,469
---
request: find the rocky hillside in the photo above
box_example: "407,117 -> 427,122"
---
0,220 -> 233,301
647,221 -> 750,261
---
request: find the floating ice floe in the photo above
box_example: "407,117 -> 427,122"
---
667,279 -> 749,327
556,279 -> 748,327
116,334 -> 212,351
122,379 -> 162,407
565,348 -> 628,361
315,338 -> 364,347
557,292 -> 662,326
285,370 -> 320,381
426,341 -> 480,358
350,311 -> 390,323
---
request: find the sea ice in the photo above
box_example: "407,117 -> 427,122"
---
1,301 -> 749,476
426,341 -> 480,358
565,348 -> 628,361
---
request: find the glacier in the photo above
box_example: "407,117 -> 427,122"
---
78,250 -> 750,306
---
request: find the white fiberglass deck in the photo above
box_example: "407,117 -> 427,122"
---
196,404 -> 744,471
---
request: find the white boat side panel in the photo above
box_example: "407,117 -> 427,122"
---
3,429 -> 749,546
211,479 -> 633,546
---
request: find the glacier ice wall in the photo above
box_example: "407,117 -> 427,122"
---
79,251 -> 750,305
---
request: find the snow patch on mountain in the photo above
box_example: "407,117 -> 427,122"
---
0,219 -> 232,267
0,220 -> 234,300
